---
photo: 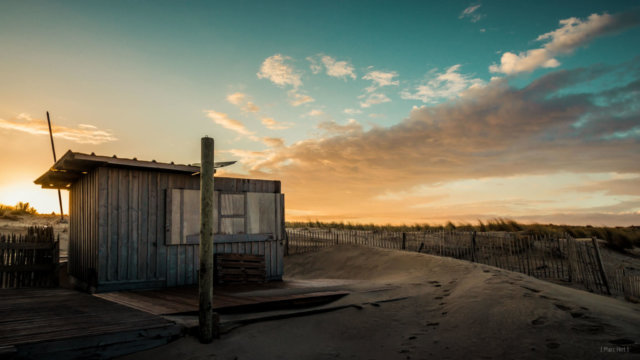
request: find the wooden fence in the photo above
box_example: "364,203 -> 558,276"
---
285,228 -> 640,302
0,226 -> 59,288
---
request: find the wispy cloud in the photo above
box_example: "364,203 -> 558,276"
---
459,4 -> 484,23
360,93 -> 391,108
490,10 -> 640,75
362,70 -> 399,93
343,108 -> 362,115
261,137 -> 285,148
226,92 -> 260,113
288,90 -> 315,106
307,55 -> 356,80
306,109 -> 325,117
204,110 -> 254,136
257,54 -> 302,88
358,70 -> 398,108
0,113 -> 117,144
226,92 -> 246,105
261,117 -> 293,130
401,64 -> 485,103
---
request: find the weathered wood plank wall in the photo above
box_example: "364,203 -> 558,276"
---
69,169 -> 99,287
69,167 -> 283,292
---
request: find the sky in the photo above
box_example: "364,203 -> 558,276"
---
1,1 -> 639,226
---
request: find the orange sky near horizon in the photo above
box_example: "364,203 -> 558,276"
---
1,2 -> 639,226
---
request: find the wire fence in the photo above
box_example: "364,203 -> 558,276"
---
285,228 -> 639,302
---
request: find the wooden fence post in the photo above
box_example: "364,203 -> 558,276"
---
199,136 -> 215,344
591,237 -> 611,295
470,231 -> 477,262
402,232 -> 406,250
284,230 -> 289,256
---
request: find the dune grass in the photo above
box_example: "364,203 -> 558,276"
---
0,202 -> 38,220
286,219 -> 640,251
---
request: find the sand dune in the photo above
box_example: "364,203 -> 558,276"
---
120,245 -> 640,359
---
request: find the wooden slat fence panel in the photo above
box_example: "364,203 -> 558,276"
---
0,227 -> 59,288
285,227 -> 639,302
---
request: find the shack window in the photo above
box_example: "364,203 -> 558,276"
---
220,193 -> 246,234
166,190 -> 280,245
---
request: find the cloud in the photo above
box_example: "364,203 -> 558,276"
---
362,70 -> 399,92
321,56 -> 356,80
0,113 -> 117,144
360,93 -> 391,108
204,110 -> 254,136
262,137 -> 285,148
307,109 -> 325,117
226,92 -> 261,113
343,108 -> 362,115
490,11 -> 640,75
257,54 -> 303,88
572,176 -> 640,196
307,55 -> 356,80
226,92 -> 246,105
317,119 -> 362,135
261,117 -> 293,130
459,4 -> 484,23
307,56 -> 322,74
401,64 -> 485,103
232,63 -> 640,221
243,102 -> 260,113
288,90 -> 315,106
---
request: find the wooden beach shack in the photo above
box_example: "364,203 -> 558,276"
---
34,151 -> 285,292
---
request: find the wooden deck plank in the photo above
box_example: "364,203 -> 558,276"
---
0,288 -> 180,358
94,286 -> 349,316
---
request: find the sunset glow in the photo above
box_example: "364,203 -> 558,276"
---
1,1 -> 639,225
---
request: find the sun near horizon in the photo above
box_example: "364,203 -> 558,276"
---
1,1 -> 639,227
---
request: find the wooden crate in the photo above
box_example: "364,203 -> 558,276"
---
215,254 -> 266,284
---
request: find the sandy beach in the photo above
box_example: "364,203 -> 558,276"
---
118,245 -> 640,359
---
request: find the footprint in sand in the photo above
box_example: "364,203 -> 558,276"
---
571,324 -> 605,334
531,316 -> 547,326
520,285 -> 541,293
554,303 -> 572,312
434,296 -> 443,300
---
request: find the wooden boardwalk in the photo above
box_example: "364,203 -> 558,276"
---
95,285 -> 349,315
0,288 -> 182,359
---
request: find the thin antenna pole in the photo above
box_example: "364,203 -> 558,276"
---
46,111 -> 64,221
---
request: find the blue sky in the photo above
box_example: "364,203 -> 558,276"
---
1,1 -> 639,225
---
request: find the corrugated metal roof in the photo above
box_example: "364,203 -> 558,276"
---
34,151 -> 236,189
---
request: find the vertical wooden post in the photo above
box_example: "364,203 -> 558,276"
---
591,237 -> 611,295
470,231 -> 477,262
199,137 -> 215,343
402,232 -> 406,250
